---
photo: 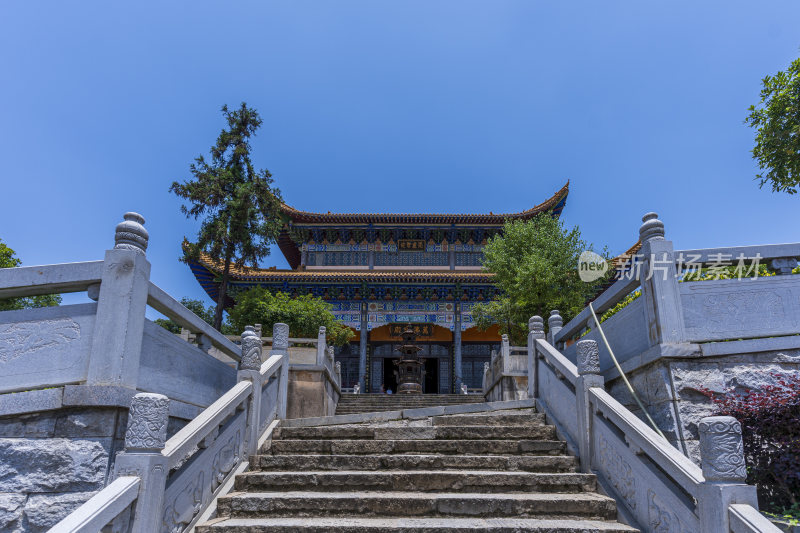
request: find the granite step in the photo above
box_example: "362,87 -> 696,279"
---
216,491 -> 619,520
268,439 -> 566,456
432,413 -> 544,426
273,425 -> 555,441
197,517 -> 638,532
197,403 -> 636,533
255,454 -> 579,472
233,470 -> 597,493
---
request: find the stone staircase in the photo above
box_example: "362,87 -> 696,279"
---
335,393 -> 485,414
197,403 -> 638,532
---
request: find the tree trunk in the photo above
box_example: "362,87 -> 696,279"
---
214,243 -> 234,331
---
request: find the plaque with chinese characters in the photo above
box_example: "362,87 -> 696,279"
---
389,323 -> 433,337
398,239 -> 426,251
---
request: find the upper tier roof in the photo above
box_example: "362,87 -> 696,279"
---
279,181 -> 569,225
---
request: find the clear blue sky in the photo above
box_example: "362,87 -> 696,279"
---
1,1 -> 798,309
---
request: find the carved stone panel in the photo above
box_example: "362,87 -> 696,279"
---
648,489 -> 692,533
0,303 -> 96,392
162,408 -> 246,533
681,278 -> 800,341
596,430 -> 636,511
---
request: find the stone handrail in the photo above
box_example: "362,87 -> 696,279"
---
0,260 -> 104,299
147,282 -> 241,361
730,504 -> 784,533
50,323 -> 291,533
526,319 -> 779,533
674,243 -> 800,265
48,476 -> 140,533
0,212 -> 239,403
554,212 -> 800,376
554,273 -> 640,345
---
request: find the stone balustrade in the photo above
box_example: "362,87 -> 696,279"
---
51,323 -> 290,532
552,212 -> 800,462
527,325 -> 779,533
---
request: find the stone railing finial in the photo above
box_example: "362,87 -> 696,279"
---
529,315 -> 544,335
272,323 -> 289,353
576,340 -> 601,375
114,212 -> 148,254
548,310 -> 563,344
124,393 -> 169,452
240,325 -> 262,371
548,310 -> 563,330
698,416 -> 747,483
639,212 -> 665,242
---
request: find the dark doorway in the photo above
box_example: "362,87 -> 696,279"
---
382,358 -> 398,393
424,358 -> 438,393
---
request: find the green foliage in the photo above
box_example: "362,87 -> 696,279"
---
228,287 -> 355,346
171,103 -> 283,330
746,56 -> 800,194
154,298 -> 236,335
473,215 -> 608,344
0,239 -> 61,311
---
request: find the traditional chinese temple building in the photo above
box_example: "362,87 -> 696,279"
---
188,181 -> 569,393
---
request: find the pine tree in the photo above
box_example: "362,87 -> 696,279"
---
171,103 -> 283,330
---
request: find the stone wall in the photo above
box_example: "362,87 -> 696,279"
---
606,342 -> 800,464
484,375 -> 528,402
286,367 -> 341,419
0,406 -> 187,532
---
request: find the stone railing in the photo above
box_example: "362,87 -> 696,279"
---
228,326 -> 342,419
527,318 -> 780,533
50,323 -> 289,533
483,334 -> 528,401
554,212 -> 800,376
548,212 -> 800,459
0,211 -> 241,411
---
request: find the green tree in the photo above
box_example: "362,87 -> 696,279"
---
746,56 -> 800,194
0,239 -> 61,311
228,287 -> 355,346
472,215 -> 607,344
155,297 -> 236,335
171,103 -> 283,330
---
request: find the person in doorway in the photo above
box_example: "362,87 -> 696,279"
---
387,388 -> 393,395
380,383 -> 386,394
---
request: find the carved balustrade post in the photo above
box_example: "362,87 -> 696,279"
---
113,393 -> 169,533
335,361 -> 342,387
270,323 -> 290,419
575,340 -> 603,473
500,334 -> 511,374
316,326 -> 327,366
87,212 -> 151,388
238,325 -> 264,458
638,212 -> 686,346
696,416 -> 759,533
547,310 -> 563,346
527,316 -> 545,399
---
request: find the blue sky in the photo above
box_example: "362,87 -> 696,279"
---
1,1 -> 798,309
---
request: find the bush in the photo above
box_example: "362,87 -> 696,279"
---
228,287 -> 355,346
700,374 -> 800,515
155,298 -> 236,335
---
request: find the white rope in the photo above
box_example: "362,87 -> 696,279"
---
588,302 -> 666,439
